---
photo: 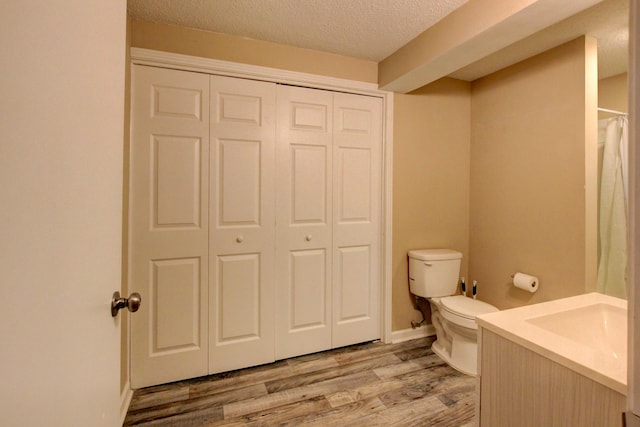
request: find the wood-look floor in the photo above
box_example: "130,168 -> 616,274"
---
124,337 -> 476,426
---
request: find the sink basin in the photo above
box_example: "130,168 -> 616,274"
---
525,302 -> 626,365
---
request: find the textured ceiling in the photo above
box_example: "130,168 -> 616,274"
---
127,0 -> 628,80
127,0 -> 469,62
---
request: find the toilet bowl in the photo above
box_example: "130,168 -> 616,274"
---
429,295 -> 498,375
408,249 -> 499,375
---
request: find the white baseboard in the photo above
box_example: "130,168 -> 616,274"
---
120,381 -> 133,426
391,324 -> 436,344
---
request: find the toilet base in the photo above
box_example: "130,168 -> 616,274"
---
431,338 -> 476,376
429,300 -> 479,376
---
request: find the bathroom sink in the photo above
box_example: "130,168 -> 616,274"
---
476,293 -> 627,394
525,302 -> 626,365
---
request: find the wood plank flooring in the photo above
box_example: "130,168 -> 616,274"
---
124,337 -> 476,426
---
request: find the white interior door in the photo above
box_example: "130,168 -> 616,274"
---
276,85 -> 334,359
0,1 -> 125,425
130,65 -> 210,388
332,93 -> 382,347
209,75 -> 277,373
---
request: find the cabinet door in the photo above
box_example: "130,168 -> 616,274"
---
332,93 -> 382,347
209,75 -> 277,373
275,85 -> 333,359
130,65 -> 210,388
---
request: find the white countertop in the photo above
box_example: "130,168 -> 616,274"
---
476,292 -> 627,395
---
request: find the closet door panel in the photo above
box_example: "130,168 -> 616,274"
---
338,148 -> 372,222
217,138 -> 261,225
292,145 -> 328,223
336,245 -> 371,318
153,135 -> 202,227
332,93 -> 382,347
130,65 -> 210,388
152,258 -> 202,351
216,254 -> 261,340
276,85 -> 333,359
289,249 -> 329,328
209,75 -> 277,373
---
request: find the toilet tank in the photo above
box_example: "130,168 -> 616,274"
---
408,249 -> 462,298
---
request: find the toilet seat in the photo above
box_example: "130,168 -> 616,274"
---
438,295 -> 499,330
441,295 -> 498,318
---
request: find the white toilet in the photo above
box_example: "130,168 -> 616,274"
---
408,249 -> 498,375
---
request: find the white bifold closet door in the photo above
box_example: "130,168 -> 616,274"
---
130,65 -> 381,388
275,86 -> 333,359
130,65 -> 211,388
331,91 -> 382,348
208,75 -> 277,374
275,85 -> 382,359
130,66 -> 278,387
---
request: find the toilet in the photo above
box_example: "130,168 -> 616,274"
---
408,249 -> 498,375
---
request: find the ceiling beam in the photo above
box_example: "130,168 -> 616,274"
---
378,0 -> 604,93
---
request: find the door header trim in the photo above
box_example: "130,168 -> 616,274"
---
130,47 -> 384,97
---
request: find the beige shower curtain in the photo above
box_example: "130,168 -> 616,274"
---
597,116 -> 628,299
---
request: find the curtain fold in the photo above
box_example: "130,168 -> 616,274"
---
597,116 -> 628,299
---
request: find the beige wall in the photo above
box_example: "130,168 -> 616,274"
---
392,78 -> 471,330
599,72 -> 628,115
468,37 -> 598,309
130,19 -> 377,83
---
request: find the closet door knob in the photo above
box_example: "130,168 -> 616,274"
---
236,236 -> 244,243
305,234 -> 312,241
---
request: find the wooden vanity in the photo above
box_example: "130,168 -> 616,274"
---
476,293 -> 626,427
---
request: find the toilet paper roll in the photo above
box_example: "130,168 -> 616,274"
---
513,272 -> 539,293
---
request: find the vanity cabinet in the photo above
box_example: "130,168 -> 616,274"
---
477,327 -> 626,427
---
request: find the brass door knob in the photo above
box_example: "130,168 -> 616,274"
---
111,291 -> 142,317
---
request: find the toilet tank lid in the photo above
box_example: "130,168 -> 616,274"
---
408,249 -> 462,261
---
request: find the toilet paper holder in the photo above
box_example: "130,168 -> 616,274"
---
510,272 -> 539,293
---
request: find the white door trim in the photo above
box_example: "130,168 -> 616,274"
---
629,0 -> 639,419
130,47 -> 394,344
132,47 -> 379,94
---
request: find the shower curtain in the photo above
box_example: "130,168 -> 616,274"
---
597,116 -> 628,299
